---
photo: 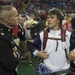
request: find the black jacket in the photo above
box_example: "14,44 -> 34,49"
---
0,23 -> 18,75
70,31 -> 75,69
18,23 -> 25,41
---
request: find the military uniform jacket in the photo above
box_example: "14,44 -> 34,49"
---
0,23 -> 18,75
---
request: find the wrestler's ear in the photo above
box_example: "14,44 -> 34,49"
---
57,18 -> 60,23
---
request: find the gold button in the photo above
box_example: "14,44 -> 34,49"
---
1,33 -> 4,35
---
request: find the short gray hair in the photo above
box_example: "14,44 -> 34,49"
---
0,5 -> 15,19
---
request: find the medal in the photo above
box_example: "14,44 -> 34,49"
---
22,32 -> 24,35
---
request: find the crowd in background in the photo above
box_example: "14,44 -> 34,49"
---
0,0 -> 75,75
1,0 -> 75,14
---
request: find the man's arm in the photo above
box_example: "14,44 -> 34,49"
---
0,39 -> 18,71
29,35 -> 48,59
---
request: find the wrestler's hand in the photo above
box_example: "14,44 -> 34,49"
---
68,50 -> 75,61
37,50 -> 49,59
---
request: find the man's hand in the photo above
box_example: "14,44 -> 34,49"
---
68,50 -> 75,61
37,50 -> 49,59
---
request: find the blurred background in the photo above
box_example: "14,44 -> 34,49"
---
0,0 -> 75,14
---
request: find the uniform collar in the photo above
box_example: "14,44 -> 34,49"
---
0,23 -> 12,33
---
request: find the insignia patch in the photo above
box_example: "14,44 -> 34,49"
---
8,29 -> 10,32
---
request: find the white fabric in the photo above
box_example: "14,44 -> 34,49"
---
13,38 -> 20,46
33,50 -> 39,56
40,29 -> 71,72
24,19 -> 38,39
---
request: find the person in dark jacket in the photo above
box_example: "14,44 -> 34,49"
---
0,5 -> 21,75
18,16 -> 27,59
68,18 -> 75,75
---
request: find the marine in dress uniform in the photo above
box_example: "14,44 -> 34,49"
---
0,5 -> 22,75
0,23 -> 19,75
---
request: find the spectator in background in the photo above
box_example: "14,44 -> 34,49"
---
39,12 -> 47,31
24,13 -> 38,66
62,14 -> 72,32
12,25 -> 20,46
0,5 -> 21,75
18,16 -> 27,60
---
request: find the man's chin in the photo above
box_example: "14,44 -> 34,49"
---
11,25 -> 18,27
49,26 -> 53,28
14,24 -> 18,26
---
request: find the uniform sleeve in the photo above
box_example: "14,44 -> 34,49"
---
0,39 -> 18,71
29,34 -> 41,54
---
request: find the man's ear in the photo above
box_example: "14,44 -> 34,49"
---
0,15 -> 2,18
5,17 -> 10,23
57,19 -> 60,23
